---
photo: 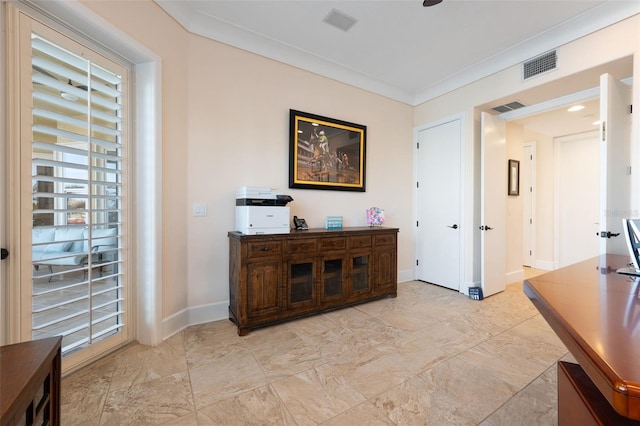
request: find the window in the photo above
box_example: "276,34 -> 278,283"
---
29,30 -> 129,356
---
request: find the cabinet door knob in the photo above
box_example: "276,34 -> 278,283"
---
262,246 -> 269,251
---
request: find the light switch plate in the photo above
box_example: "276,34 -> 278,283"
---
193,203 -> 207,217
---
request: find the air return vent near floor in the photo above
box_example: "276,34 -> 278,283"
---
522,50 -> 557,80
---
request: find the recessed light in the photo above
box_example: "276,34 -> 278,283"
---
568,105 -> 585,112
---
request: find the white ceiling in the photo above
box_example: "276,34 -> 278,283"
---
155,0 -> 639,107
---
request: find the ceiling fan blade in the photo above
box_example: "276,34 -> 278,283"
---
423,0 -> 443,6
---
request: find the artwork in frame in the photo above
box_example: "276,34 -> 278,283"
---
508,159 -> 520,196
289,109 -> 366,191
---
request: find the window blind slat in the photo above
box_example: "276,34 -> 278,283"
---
33,123 -> 87,142
33,108 -> 87,129
33,91 -> 122,125
32,56 -> 122,98
33,141 -> 123,162
32,37 -> 87,72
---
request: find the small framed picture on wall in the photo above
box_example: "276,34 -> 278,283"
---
508,159 -> 520,196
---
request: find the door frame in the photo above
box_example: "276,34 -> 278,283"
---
522,142 -> 536,268
413,112 -> 466,293
0,1 -> 6,345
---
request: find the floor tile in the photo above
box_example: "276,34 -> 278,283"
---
60,280 -> 565,425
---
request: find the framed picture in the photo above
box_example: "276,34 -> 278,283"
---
508,159 -> 520,196
289,109 -> 366,191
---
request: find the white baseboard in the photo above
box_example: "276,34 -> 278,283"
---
162,301 -> 229,340
398,269 -> 413,283
506,269 -> 524,285
533,259 -> 554,271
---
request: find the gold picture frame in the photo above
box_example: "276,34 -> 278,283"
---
289,109 -> 366,192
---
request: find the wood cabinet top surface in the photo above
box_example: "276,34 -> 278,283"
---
0,336 -> 62,422
228,227 -> 399,241
524,254 -> 640,419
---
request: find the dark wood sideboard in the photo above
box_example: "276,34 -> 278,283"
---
0,336 -> 62,426
228,227 -> 398,335
524,255 -> 640,424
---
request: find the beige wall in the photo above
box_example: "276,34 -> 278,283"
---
186,35 -> 414,306
83,0 -> 414,332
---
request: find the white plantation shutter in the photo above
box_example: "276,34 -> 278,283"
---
30,33 -> 128,356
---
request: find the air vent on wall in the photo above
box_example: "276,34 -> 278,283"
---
491,101 -> 526,114
523,50 -> 557,80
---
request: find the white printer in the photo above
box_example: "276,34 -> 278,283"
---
235,186 -> 293,235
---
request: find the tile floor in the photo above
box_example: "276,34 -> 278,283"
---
62,269 -> 574,425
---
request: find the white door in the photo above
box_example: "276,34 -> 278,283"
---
480,112 -> 506,297
522,144 -> 534,267
415,118 -> 462,291
599,73 -> 632,255
556,132 -> 599,267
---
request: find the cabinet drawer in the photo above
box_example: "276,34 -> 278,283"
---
349,235 -> 372,249
247,241 -> 282,258
374,234 -> 395,246
286,239 -> 317,254
320,237 -> 346,251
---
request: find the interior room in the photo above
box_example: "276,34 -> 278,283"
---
1,0 -> 640,424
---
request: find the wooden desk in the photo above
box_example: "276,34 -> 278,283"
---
0,336 -> 62,425
524,255 -> 640,423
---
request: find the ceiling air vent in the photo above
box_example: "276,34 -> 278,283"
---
491,101 -> 526,114
323,9 -> 358,32
523,50 -> 557,80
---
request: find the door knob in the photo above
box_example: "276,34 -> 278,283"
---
447,224 -> 458,229
1,248 -> 8,260
479,226 -> 494,231
599,231 -> 620,238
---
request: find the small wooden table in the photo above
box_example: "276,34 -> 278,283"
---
524,255 -> 640,423
0,336 -> 62,425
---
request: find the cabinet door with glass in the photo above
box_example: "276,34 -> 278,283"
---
349,251 -> 372,299
320,256 -> 345,304
286,257 -> 318,312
